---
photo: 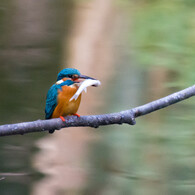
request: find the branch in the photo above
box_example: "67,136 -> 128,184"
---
0,85 -> 195,136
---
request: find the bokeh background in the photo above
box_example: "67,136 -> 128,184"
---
0,0 -> 195,195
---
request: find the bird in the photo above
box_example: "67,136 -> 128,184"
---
45,68 -> 96,133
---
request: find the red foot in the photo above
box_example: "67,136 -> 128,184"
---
73,113 -> 80,117
60,116 -> 66,122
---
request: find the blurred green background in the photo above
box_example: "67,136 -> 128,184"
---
0,0 -> 194,195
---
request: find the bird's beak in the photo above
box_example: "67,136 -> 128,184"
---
77,75 -> 97,87
79,75 -> 96,80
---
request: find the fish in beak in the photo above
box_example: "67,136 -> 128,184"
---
70,76 -> 101,102
76,75 -> 97,87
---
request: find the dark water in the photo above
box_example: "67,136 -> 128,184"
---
0,1 -> 75,194
0,1 -> 195,195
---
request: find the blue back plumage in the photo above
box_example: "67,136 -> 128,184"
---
45,80 -> 74,119
57,68 -> 80,81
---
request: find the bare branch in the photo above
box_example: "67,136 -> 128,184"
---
0,85 -> 194,136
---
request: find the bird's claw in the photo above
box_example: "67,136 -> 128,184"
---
73,113 -> 80,117
60,116 -> 66,122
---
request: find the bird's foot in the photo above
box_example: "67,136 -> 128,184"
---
73,113 -> 80,117
60,116 -> 66,122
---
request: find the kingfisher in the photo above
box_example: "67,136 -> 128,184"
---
45,68 -> 97,133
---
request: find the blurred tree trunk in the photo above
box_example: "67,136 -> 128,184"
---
33,0 -> 115,194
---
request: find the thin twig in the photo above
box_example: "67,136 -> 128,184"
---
0,85 -> 194,136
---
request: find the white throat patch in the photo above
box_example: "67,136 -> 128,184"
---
56,79 -> 63,85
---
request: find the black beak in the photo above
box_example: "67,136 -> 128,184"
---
78,75 -> 97,87
79,75 -> 96,80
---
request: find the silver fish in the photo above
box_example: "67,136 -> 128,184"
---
70,79 -> 101,102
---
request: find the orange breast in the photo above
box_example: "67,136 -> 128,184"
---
51,85 -> 81,118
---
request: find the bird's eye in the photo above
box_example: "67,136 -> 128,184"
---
72,74 -> 79,79
68,74 -> 72,78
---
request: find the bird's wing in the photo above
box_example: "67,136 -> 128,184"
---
45,84 -> 58,119
45,80 -> 74,119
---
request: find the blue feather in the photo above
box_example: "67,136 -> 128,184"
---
57,68 -> 80,81
45,80 -> 74,119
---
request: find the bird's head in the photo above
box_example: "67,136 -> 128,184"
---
56,68 -> 96,84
